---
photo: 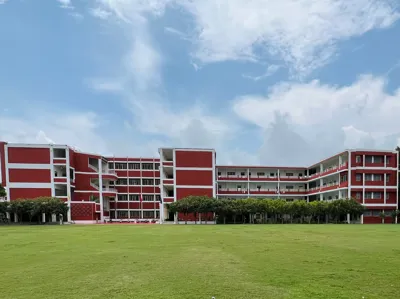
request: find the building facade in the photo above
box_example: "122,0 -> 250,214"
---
0,141 -> 398,224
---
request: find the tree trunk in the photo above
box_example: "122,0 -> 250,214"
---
194,213 -> 197,225
223,216 -> 226,224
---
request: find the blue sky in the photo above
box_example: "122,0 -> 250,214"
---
1,0 -> 400,166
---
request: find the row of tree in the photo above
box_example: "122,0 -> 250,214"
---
168,196 -> 398,224
0,197 -> 69,224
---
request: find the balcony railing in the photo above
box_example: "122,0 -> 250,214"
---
102,187 -> 117,193
90,182 -> 99,190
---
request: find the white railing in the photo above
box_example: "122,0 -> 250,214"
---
102,187 -> 117,193
90,182 -> 99,190
88,164 -> 98,172
102,169 -> 117,175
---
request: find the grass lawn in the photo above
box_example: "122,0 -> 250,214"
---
0,225 -> 399,299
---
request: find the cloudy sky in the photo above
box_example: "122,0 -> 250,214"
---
1,0 -> 400,166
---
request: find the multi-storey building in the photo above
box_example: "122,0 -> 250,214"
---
0,140 -> 398,224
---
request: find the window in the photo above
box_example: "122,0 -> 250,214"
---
374,174 -> 382,181
110,211 -> 115,219
386,193 -> 390,199
270,173 -> 275,177
227,172 -> 235,176
155,195 -> 161,202
237,185 -> 242,191
217,172 -> 221,176
374,192 -> 382,199
143,195 -> 154,201
69,168 -> 75,181
116,179 -> 128,185
386,174 -> 390,183
53,148 -> 66,158
129,195 -> 139,201
356,192 -> 361,199
128,163 -> 140,169
356,155 -> 361,163
155,163 -> 160,170
130,211 -> 140,218
340,174 -> 347,182
286,186 -> 294,189
372,211 -> 381,217
117,211 -> 128,218
286,173 -> 294,177
143,211 -> 155,218
356,174 -> 362,181
240,172 -> 246,176
257,172 -> 265,177
142,163 -> 154,170
218,185 -> 221,189
118,194 -> 128,201
386,157 -> 391,164
374,156 -> 383,164
142,179 -> 154,185
365,174 -> 372,181
364,210 -> 372,216
129,179 -> 141,185
109,163 -> 114,169
257,185 -> 261,191
155,179 -> 160,185
365,156 -> 373,163
115,163 -> 127,170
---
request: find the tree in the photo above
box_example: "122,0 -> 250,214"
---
390,209 -> 399,224
0,184 -> 6,198
379,211 -> 386,224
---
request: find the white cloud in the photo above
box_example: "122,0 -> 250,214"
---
176,0 -> 400,76
0,108 -> 110,154
0,0 -> 9,4
243,65 -> 281,81
90,7 -> 111,19
233,75 -> 400,165
57,0 -> 73,9
91,0 -> 399,76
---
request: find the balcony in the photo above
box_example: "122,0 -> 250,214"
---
102,187 -> 118,197
249,176 -> 278,182
249,190 -> 278,195
163,179 -> 174,185
279,189 -> 307,195
218,189 -> 248,195
163,161 -> 173,167
217,176 -> 248,181
279,176 -> 307,182
102,170 -> 118,180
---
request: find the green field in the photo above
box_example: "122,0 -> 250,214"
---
1,225 -> 399,299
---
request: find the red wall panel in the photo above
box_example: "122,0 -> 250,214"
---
73,192 -> 99,201
74,152 -> 100,172
8,147 -> 50,164
175,150 -> 213,168
9,169 -> 51,183
0,142 -> 6,186
74,173 -> 98,191
9,188 -> 51,200
176,170 -> 213,186
176,187 -> 213,200
71,203 -> 96,221
69,149 -> 75,168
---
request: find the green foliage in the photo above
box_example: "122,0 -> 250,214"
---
1,197 -> 69,223
169,196 -> 366,224
0,184 -> 6,198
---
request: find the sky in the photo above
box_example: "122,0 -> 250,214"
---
1,0 -> 400,166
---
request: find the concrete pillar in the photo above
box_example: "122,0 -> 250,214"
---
347,213 -> 350,224
360,214 -> 364,224
42,213 -> 46,223
14,213 -> 18,223
51,214 -> 56,222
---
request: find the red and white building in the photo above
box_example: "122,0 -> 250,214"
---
0,141 -> 398,224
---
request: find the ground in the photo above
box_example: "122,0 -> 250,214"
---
0,225 -> 399,299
